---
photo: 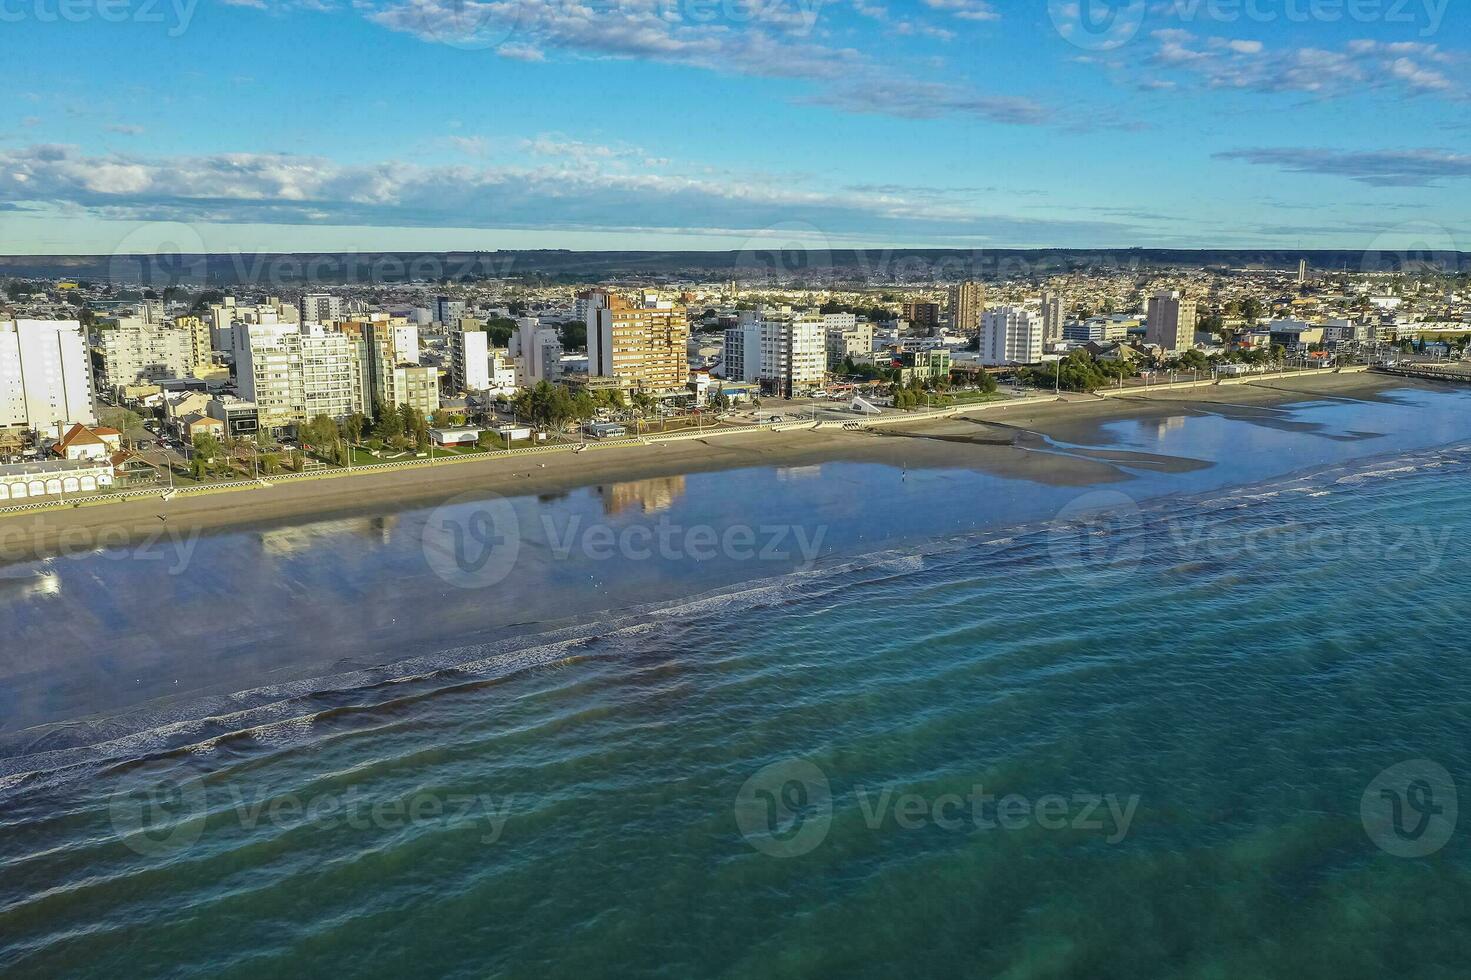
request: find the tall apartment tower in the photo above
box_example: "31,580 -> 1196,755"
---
1298,259 -> 1308,286
299,293 -> 344,324
236,322 -> 363,431
1040,291 -> 1065,342
0,319 -> 97,430
947,281 -> 985,336
725,309 -> 827,397
354,319 -> 436,420
980,307 -> 1043,366
588,294 -> 689,393
510,318 -> 564,386
449,318 -> 491,393
1145,290 -> 1197,352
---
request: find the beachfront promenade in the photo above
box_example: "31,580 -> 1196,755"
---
0,366 -> 1371,519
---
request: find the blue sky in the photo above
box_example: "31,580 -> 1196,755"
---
0,0 -> 1467,254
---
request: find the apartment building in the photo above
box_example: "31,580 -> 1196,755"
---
903,301 -> 942,335
96,316 -> 195,392
981,307 -> 1043,366
236,322 -> 363,431
825,320 -> 875,368
511,317 -> 564,386
0,319 -> 97,431
1146,290 -> 1197,352
299,293 -> 344,324
449,318 -> 491,393
947,281 -> 985,336
587,294 -> 689,393
724,308 -> 827,397
1041,291 -> 1065,342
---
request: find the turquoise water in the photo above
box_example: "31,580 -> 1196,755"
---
2,390 -> 1471,977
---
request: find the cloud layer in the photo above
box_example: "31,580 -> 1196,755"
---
1216,147 -> 1471,186
0,143 -> 1140,246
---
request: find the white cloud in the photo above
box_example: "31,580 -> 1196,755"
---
0,142 -> 1147,246
1215,147 -> 1471,186
921,0 -> 1000,22
1138,32 -> 1464,99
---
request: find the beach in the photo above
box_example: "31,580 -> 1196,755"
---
0,371 -> 1428,564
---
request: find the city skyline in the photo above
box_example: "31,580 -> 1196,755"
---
1,0 -> 1468,254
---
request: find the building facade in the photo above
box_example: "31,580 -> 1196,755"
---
981,307 -> 1043,366
947,281 -> 985,336
449,319 -> 491,393
588,295 -> 690,394
1146,290 -> 1197,352
1041,291 -> 1065,343
299,293 -> 344,324
903,301 -> 942,335
236,322 -> 364,430
724,309 -> 827,397
0,319 -> 96,431
97,316 -> 195,392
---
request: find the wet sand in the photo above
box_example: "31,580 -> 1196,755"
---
0,372 -> 1435,562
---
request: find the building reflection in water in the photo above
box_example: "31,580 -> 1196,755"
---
598,476 -> 687,516
1152,415 -> 1186,438
257,514 -> 401,556
0,569 -> 63,600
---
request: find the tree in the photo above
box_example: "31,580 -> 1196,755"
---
486,317 -> 516,347
299,415 -> 339,451
559,320 -> 588,351
191,432 -> 223,480
98,407 -> 144,439
342,412 -> 368,444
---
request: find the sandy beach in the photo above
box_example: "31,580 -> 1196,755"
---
0,371 -> 1435,562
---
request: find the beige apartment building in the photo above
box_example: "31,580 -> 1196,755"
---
588,293 -> 690,394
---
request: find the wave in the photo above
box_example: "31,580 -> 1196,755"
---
2,439 -> 1468,802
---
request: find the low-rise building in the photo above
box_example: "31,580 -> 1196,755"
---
0,459 -> 115,502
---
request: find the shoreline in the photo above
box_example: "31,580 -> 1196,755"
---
0,371 -> 1440,563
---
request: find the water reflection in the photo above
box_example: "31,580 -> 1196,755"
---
257,515 -> 401,556
596,476 -> 687,515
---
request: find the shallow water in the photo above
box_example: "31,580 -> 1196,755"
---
1,388 -> 1469,977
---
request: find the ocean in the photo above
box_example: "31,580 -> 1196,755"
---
1,386 -> 1469,977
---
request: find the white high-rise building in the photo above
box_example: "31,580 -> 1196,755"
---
510,317 -> 563,386
1146,290 -> 1197,352
299,293 -> 344,324
450,319 -> 492,393
981,307 -> 1043,366
724,308 -> 827,397
236,322 -> 363,430
97,316 -> 196,391
0,319 -> 96,431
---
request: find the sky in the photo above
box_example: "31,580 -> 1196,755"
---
0,0 -> 1468,255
